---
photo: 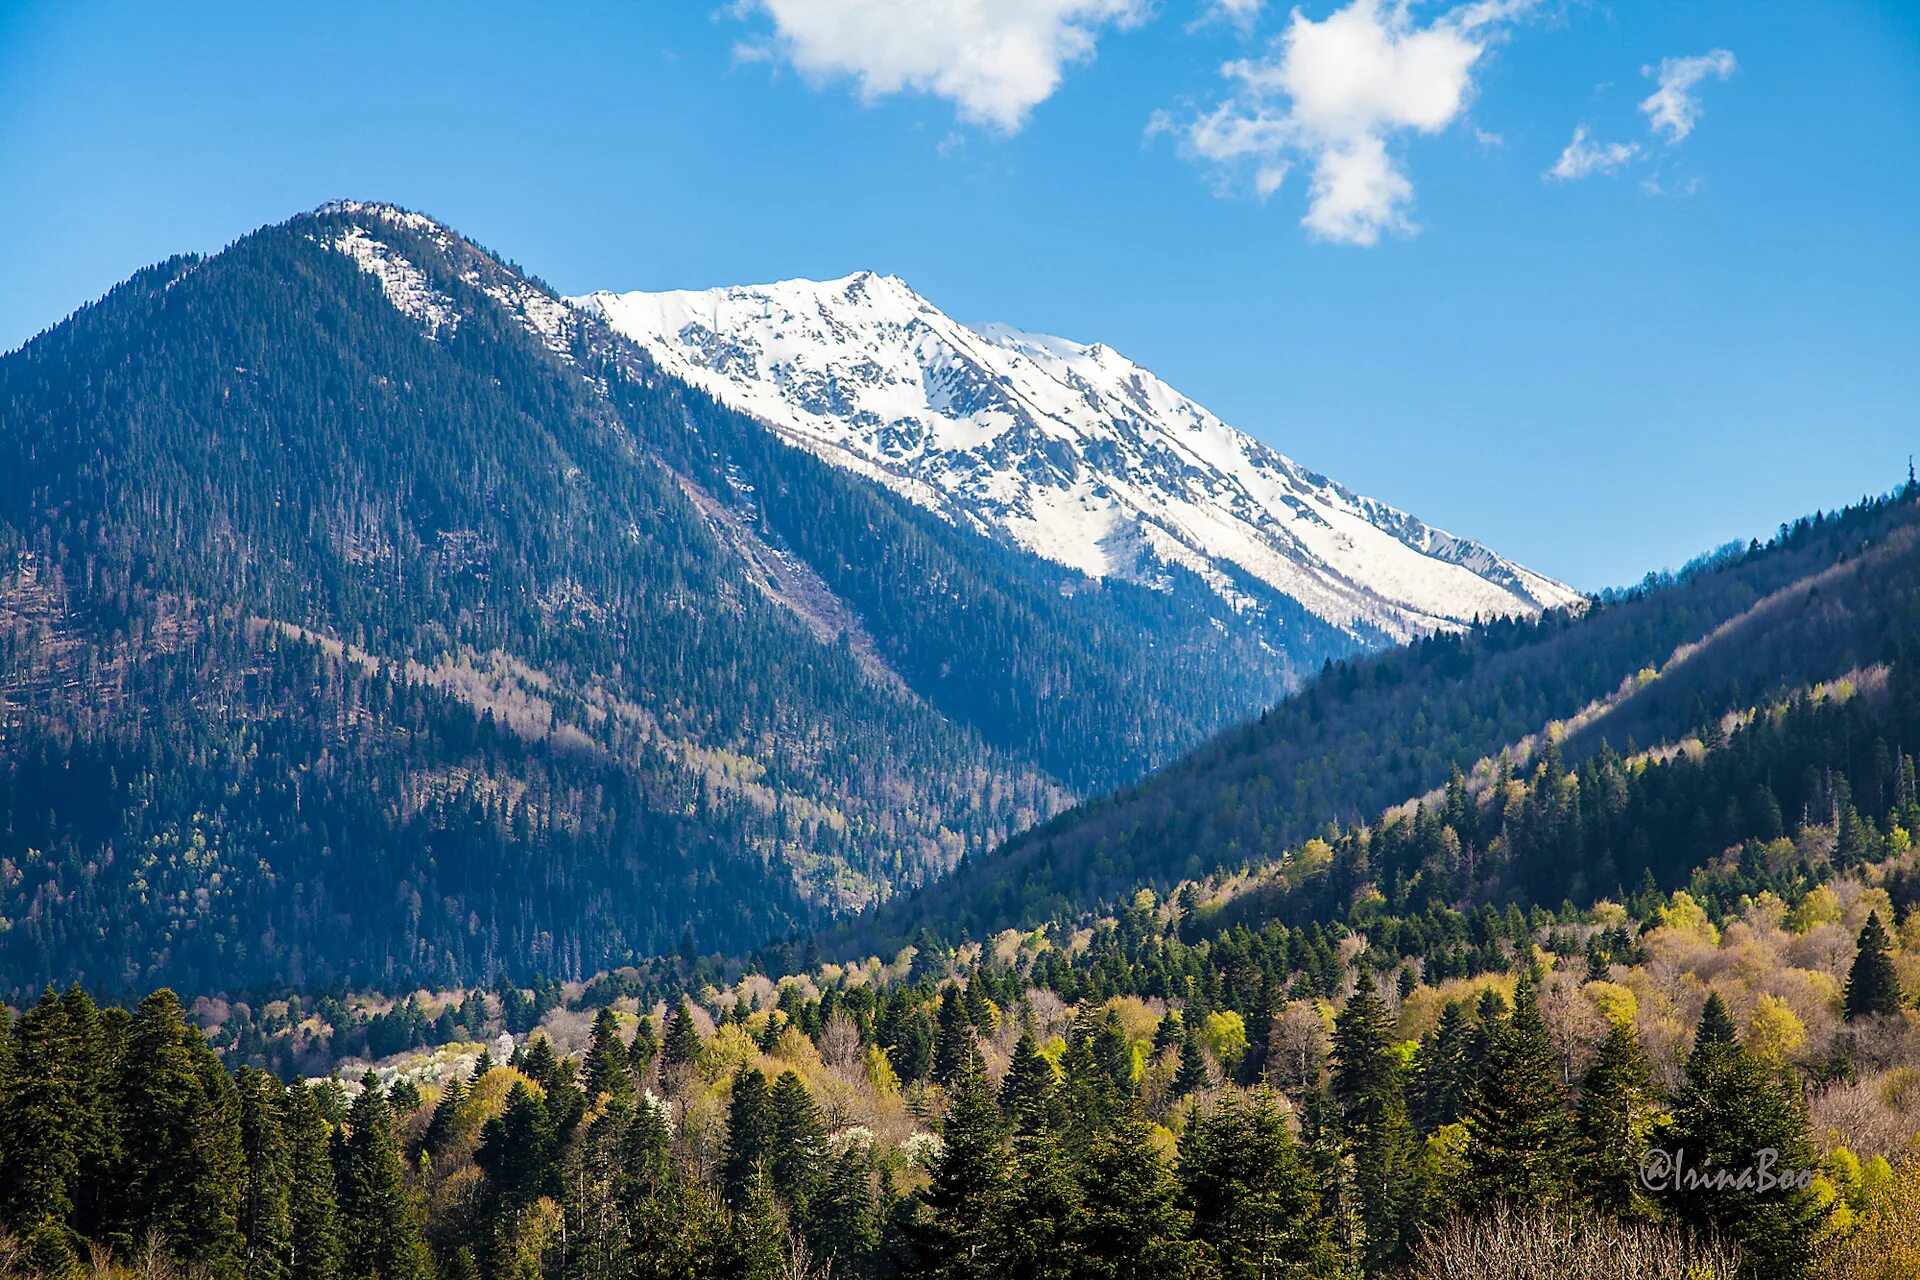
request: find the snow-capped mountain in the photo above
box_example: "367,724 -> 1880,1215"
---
573,273 -> 1581,640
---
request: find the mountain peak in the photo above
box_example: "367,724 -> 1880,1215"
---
573,274 -> 1581,641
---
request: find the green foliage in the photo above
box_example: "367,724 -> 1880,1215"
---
1846,911 -> 1904,1019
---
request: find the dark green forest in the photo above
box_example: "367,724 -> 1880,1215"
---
0,204 -> 1359,996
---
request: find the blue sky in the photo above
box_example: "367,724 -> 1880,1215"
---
2,1 -> 1916,591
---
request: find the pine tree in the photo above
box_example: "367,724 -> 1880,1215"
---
722,1067 -> 776,1212
476,1081 -> 556,1213
337,1076 -> 430,1280
1845,911 -> 1903,1019
1463,970 -> 1573,1204
906,1048 -> 1009,1279
1574,1018 -> 1657,1217
1000,1121 -> 1083,1280
583,1008 -> 635,1105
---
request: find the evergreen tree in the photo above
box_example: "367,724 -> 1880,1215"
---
810,1145 -> 881,1280
1574,1018 -> 1657,1218
931,986 -> 973,1088
235,1068 -> 293,1280
1179,1089 -> 1345,1280
628,1015 -> 658,1083
1331,970 -> 1418,1267
999,1031 -> 1059,1135
1845,911 -> 1903,1019
722,1067 -> 776,1212
0,990 -> 82,1245
768,1070 -> 826,1217
116,989 -> 246,1280
1463,970 -> 1573,1204
1666,995 -> 1827,1277
906,1049 -> 1009,1279
1173,1020 -> 1212,1099
583,1008 -> 635,1106
336,1076 -> 430,1280
660,1001 -> 702,1075
1075,1112 -> 1206,1280
282,1084 -> 342,1280
1408,1000 -> 1474,1132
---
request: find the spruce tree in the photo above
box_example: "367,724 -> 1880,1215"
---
236,1068 -> 293,1280
1179,1089 -> 1346,1280
1462,970 -> 1573,1204
0,990 -> 81,1239
1173,1020 -> 1212,1099
906,1048 -> 1009,1279
1075,1112 -> 1205,1280
1666,995 -> 1828,1276
1845,911 -> 1903,1019
336,1076 -> 430,1280
661,1000 -> 703,1075
116,989 -> 246,1280
1574,1018 -> 1657,1217
722,1067 -> 776,1211
999,1031 -> 1059,1135
628,1014 -> 659,1083
768,1070 -> 826,1217
1331,970 -> 1418,1268
931,987 -> 973,1088
583,1008 -> 635,1106
282,1084 -> 342,1280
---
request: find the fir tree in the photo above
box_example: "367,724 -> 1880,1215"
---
1574,1018 -> 1657,1217
906,1048 -> 1009,1279
1463,970 -> 1573,1204
1331,970 -> 1418,1268
1075,1112 -> 1206,1280
931,986 -> 974,1088
660,1001 -> 703,1075
999,1031 -> 1059,1135
116,989 -> 246,1280
722,1067 -> 776,1212
1666,995 -> 1828,1276
1173,1020 -> 1212,1099
235,1068 -> 293,1280
337,1076 -> 430,1280
768,1070 -> 826,1217
1845,911 -> 1903,1019
282,1084 -> 342,1280
1179,1089 -> 1345,1280
583,1008 -> 635,1105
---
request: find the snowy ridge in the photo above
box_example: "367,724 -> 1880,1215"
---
320,224 -> 460,339
572,273 -> 1581,640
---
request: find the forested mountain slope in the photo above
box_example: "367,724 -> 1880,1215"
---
0,201 -> 1364,995
854,487 -> 1920,947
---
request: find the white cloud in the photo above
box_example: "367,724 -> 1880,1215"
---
736,0 -> 1151,132
1639,49 -> 1736,143
1545,125 -> 1639,181
1167,0 -> 1534,246
1197,0 -> 1265,33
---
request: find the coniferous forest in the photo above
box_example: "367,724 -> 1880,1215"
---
3,205 -> 1920,1279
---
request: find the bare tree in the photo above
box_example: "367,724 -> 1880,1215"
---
1410,1203 -> 1740,1280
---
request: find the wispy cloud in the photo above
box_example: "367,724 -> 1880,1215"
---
1158,0 -> 1535,246
732,0 -> 1151,133
1545,124 -> 1638,181
1640,49 -> 1736,143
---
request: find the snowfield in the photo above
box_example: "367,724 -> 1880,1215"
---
574,272 -> 1583,640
